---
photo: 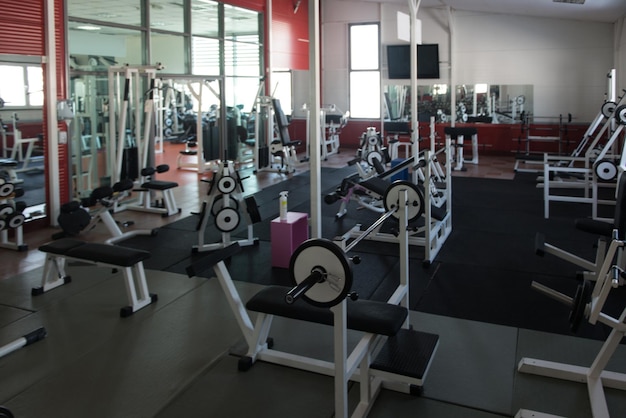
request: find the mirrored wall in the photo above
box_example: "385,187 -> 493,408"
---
384,84 -> 534,125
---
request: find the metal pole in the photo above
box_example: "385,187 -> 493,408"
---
309,0 -> 322,238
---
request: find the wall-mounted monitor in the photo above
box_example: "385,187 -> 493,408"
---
387,44 -> 440,80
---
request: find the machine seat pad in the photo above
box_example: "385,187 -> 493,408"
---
246,285 -> 408,336
443,127 -> 478,138
0,158 -> 18,167
360,177 -> 389,197
284,140 -> 302,147
575,218 -> 614,237
140,180 -> 179,190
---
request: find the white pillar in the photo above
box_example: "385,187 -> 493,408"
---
45,0 -> 60,225
309,0 -> 322,238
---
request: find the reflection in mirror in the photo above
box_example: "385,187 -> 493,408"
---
0,62 -> 46,221
384,84 -> 534,125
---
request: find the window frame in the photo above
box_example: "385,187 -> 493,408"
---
0,61 -> 44,109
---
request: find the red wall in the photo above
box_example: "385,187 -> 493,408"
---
271,0 -> 309,70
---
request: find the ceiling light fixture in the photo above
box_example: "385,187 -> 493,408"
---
553,0 -> 585,4
76,25 -> 101,31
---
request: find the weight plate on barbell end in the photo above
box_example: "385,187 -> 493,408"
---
458,103 -> 466,113
615,104 -> 626,125
7,213 -> 25,229
366,150 -> 383,167
461,113 -> 469,122
367,134 -> 379,146
569,280 -> 592,333
217,175 -> 237,194
383,180 -> 425,223
0,203 -> 14,217
289,238 -> 353,308
211,194 -> 239,217
601,101 -> 617,118
0,182 -> 14,198
516,95 -> 525,105
214,207 -> 240,233
164,117 -> 173,127
164,127 -> 173,137
440,114 -> 447,122
594,159 -> 618,182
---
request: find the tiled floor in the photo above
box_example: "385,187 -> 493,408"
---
0,141 -> 519,279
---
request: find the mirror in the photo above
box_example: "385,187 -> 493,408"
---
384,84 -> 534,125
0,62 -> 46,221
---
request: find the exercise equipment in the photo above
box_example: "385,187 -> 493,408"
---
444,126 -> 479,171
252,91 -> 301,174
0,178 -> 28,252
540,70 -> 626,219
356,127 -> 390,168
325,135 -> 452,265
535,172 -> 626,283
186,186 -> 439,418
1,113 -> 42,172
519,233 -> 626,418
0,406 -> 13,418
124,164 -> 181,217
54,179 -> 158,244
514,112 -> 573,173
193,159 -> 261,253
0,327 -> 47,359
34,238 -> 157,317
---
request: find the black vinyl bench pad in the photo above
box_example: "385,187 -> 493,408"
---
39,239 -> 151,267
246,285 -> 408,337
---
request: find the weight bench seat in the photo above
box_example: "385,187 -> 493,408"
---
246,285 -> 408,336
35,239 -> 156,317
140,179 -> 179,190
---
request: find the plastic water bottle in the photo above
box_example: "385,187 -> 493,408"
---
279,191 -> 288,221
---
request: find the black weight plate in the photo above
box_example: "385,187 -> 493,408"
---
245,195 -> 262,224
569,280 -> 592,333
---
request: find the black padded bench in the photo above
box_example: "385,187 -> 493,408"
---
246,285 -> 407,336
34,238 -> 157,317
133,165 -> 181,217
246,285 -> 439,385
444,126 -> 479,169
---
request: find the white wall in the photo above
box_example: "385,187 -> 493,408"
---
320,0 -> 620,123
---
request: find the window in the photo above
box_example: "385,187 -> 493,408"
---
271,71 -> 292,116
349,23 -> 380,119
0,64 -> 43,108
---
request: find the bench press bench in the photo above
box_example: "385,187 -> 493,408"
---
33,238 -> 157,317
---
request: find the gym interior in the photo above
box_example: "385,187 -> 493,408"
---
2,1 -> 626,417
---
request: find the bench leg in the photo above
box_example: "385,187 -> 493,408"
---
162,189 -> 180,216
119,263 -> 157,317
32,256 -> 71,295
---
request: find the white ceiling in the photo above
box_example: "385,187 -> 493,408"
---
366,0 -> 626,23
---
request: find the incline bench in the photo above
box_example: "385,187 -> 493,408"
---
33,238 -> 157,317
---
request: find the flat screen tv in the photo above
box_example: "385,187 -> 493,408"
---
387,44 -> 440,79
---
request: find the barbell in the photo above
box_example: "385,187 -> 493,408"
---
285,181 -> 418,307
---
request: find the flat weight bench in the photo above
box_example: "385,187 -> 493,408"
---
443,126 -> 479,171
33,238 -> 157,317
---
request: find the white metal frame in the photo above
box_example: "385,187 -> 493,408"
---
519,236 -> 626,418
191,189 -> 438,418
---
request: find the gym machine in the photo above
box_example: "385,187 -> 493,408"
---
326,133 -> 452,265
519,232 -> 626,417
301,104 -> 349,162
186,186 -> 439,418
193,159 -> 261,253
535,172 -> 626,284
251,86 -> 301,174
175,78 -> 226,173
542,104 -> 626,219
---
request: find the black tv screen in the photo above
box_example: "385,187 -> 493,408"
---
387,44 -> 440,79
